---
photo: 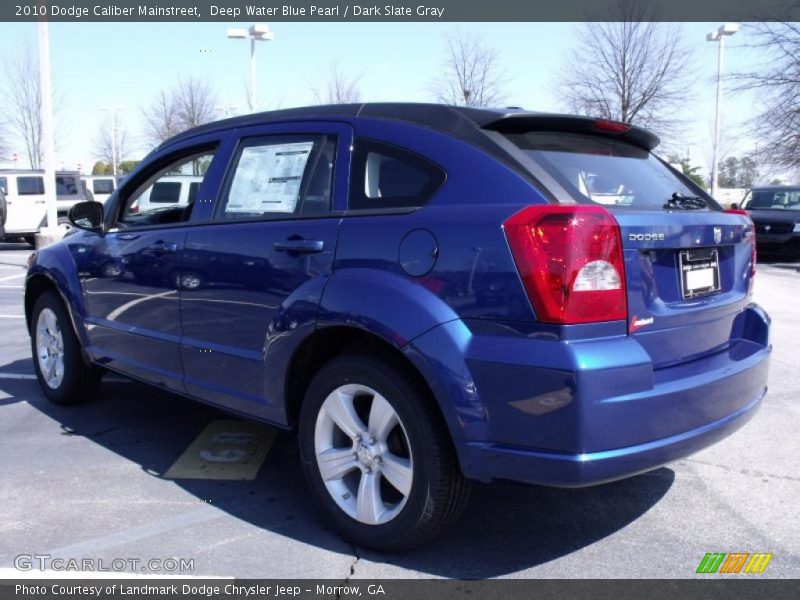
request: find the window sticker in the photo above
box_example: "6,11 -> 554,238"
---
227,142 -> 314,213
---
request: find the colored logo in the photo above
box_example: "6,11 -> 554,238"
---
696,552 -> 773,574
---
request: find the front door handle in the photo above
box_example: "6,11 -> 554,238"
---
273,239 -> 324,254
147,240 -> 179,254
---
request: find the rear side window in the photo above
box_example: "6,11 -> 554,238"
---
0,177 -> 7,194
349,139 -> 445,211
219,134 -> 336,220
93,179 -> 114,194
503,132 -> 698,209
17,176 -> 44,195
743,189 -> 800,210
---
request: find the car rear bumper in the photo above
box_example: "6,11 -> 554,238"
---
411,303 -> 771,487
755,233 -> 800,256
460,382 -> 766,487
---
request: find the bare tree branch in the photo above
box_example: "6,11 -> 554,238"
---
431,31 -> 507,107
311,62 -> 362,105
2,42 -> 43,168
733,15 -> 800,172
92,115 -> 131,169
558,0 -> 696,138
140,77 -> 219,148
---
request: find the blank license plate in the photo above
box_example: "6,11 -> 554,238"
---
679,248 -> 721,299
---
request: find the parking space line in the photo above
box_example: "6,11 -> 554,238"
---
44,506 -> 223,558
0,314 -> 25,318
0,286 -> 24,289
0,373 -> 37,379
164,420 -> 276,481
0,272 -> 25,282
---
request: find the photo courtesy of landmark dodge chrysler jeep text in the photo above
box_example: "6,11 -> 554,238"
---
25,104 -> 771,550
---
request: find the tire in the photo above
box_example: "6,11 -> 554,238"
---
57,215 -> 70,226
30,291 -> 102,405
299,353 -> 470,551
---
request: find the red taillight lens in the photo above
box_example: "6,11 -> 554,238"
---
504,205 -> 627,324
725,208 -> 757,281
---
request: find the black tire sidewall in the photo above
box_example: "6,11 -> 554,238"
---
30,292 -> 89,404
298,355 -> 443,550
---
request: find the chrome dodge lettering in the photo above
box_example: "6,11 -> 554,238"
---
628,233 -> 666,241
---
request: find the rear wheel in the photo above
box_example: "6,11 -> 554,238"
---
31,291 -> 101,405
299,353 -> 470,551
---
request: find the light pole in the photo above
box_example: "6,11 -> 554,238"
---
227,24 -> 274,112
38,21 -> 57,240
100,106 -> 124,176
707,22 -> 739,198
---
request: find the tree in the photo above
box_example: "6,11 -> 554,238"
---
311,63 -> 362,105
2,42 -> 43,168
717,156 -> 758,188
734,20 -> 800,172
559,0 -> 695,135
118,160 -> 139,174
431,31 -> 507,107
91,161 -> 107,175
140,77 -> 218,148
666,153 -> 707,188
93,115 -> 130,172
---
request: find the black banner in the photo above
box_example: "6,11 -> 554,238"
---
4,0 -> 800,22
2,580 -> 800,600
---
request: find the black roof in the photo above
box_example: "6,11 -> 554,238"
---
160,103 -> 660,152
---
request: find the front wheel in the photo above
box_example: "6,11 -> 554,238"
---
31,291 -> 101,405
299,353 -> 470,551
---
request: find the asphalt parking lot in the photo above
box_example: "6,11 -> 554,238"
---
0,242 -> 798,579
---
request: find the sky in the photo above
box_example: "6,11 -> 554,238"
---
0,20 -> 777,181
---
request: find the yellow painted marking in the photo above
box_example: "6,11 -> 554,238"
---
164,420 -> 276,481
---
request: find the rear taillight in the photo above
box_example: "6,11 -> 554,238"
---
725,208 -> 757,281
504,205 -> 627,324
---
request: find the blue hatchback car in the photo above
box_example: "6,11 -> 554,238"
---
26,104 -> 771,550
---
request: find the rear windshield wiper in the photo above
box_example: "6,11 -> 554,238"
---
663,192 -> 708,210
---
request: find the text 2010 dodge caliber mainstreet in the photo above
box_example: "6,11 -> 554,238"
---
26,104 -> 771,550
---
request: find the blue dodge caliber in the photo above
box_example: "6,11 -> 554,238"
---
26,104 -> 770,550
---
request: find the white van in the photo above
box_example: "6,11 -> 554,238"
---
128,175 -> 202,215
0,170 -> 94,245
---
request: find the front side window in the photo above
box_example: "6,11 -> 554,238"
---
119,150 -> 216,227
504,132 -> 700,209
349,139 -> 445,211
743,188 -> 800,210
219,135 -> 336,220
17,176 -> 45,196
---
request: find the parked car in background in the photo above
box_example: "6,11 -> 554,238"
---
735,185 -> 800,258
26,104 -> 770,550
0,185 -> 6,238
1,170 -> 94,245
83,175 -> 125,205
127,174 -> 203,215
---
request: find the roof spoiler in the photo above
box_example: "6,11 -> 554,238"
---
478,113 -> 660,151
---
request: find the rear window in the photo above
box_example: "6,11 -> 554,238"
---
504,132 -> 699,209
743,189 -> 800,210
93,179 -> 114,194
149,181 -> 182,203
17,176 -> 45,195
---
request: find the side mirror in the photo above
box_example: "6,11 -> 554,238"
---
730,203 -> 739,210
68,201 -> 104,232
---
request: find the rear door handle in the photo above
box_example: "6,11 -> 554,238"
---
273,239 -> 324,254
